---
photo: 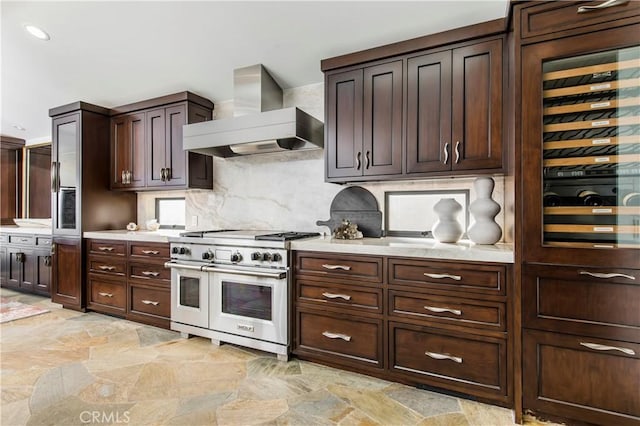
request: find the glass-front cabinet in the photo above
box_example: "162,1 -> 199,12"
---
522,25 -> 639,267
51,113 -> 80,236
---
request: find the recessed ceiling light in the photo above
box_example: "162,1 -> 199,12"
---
13,124 -> 26,131
24,24 -> 50,41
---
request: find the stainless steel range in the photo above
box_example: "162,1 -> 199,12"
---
165,230 -> 319,361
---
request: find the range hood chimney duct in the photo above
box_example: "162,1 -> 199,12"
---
183,64 -> 323,157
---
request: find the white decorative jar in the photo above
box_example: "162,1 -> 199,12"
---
431,198 -> 463,243
467,177 -> 502,245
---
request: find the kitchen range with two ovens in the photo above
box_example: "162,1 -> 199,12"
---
165,230 -> 318,361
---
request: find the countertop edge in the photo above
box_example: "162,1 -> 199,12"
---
83,230 -> 180,243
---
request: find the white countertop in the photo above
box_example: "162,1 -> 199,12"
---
0,226 -> 52,236
83,229 -> 183,243
290,235 -> 514,263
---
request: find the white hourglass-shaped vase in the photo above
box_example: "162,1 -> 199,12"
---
468,177 -> 502,245
431,198 -> 463,243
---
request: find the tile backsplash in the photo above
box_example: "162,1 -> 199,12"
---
137,82 -> 511,242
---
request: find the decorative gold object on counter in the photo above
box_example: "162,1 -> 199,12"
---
332,219 -> 363,240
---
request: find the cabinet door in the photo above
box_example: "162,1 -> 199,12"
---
326,69 -> 364,179
363,61 -> 403,176
146,108 -> 167,187
164,104 -> 187,187
521,25 -> 639,267
51,237 -> 83,310
6,247 -> 24,289
407,51 -> 452,174
51,114 -> 80,236
33,250 -> 52,295
451,38 -> 503,171
0,245 -> 6,286
111,113 -> 145,190
20,248 -> 35,292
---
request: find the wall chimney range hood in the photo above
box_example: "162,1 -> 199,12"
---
183,64 -> 324,157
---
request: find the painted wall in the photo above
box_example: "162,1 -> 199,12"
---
137,83 -> 511,242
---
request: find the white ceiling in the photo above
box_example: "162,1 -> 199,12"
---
1,1 -> 508,142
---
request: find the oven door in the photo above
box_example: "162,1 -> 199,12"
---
210,269 -> 287,345
169,265 -> 209,329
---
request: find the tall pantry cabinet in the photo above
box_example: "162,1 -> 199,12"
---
49,102 -> 136,310
513,1 -> 640,425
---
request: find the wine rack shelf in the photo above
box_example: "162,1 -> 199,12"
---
540,46 -> 640,249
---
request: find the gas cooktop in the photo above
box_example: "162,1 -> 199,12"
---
179,230 -> 320,241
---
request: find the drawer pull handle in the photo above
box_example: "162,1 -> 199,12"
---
322,264 -> 351,271
579,271 -> 635,280
424,306 -> 462,316
98,292 -> 113,298
577,0 -> 630,13
454,141 -> 461,164
98,265 -> 116,271
141,300 -> 160,306
141,250 -> 160,255
425,351 -> 463,363
322,331 -> 352,342
98,246 -> 114,252
141,271 -> 160,277
322,292 -> 352,301
423,273 -> 462,281
580,342 -> 635,356
443,142 -> 449,164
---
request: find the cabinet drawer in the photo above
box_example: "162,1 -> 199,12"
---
88,240 -> 126,256
389,322 -> 507,397
389,291 -> 506,332
523,329 -> 640,426
129,262 -> 170,282
520,1 -> 640,40
36,237 -> 52,247
388,258 -> 505,296
0,234 -> 8,244
8,235 -> 35,245
88,256 -> 126,276
297,309 -> 383,368
297,279 -> 382,313
129,285 -> 170,318
88,277 -> 126,310
524,264 -> 640,343
129,242 -> 170,260
295,252 -> 383,283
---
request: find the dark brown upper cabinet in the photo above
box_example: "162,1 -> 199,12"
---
326,61 -> 403,180
0,136 -> 24,225
109,92 -> 214,191
111,112 -> 145,189
324,28 -> 505,183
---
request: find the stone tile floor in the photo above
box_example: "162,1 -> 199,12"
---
0,288 -> 559,426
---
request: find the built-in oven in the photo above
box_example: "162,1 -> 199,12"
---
209,268 -> 288,346
169,264 -> 209,330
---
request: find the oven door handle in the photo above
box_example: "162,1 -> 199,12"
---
202,265 -> 287,280
164,262 -> 204,271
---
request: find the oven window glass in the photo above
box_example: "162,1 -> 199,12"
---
179,276 -> 200,308
221,281 -> 272,321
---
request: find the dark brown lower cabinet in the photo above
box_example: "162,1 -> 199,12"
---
51,237 -> 83,310
85,239 -> 170,328
523,329 -> 640,426
1,233 -> 52,296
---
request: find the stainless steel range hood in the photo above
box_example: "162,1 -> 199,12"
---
183,64 -> 323,157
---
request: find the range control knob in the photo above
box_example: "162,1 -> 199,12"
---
179,247 -> 189,255
201,251 -> 214,260
230,252 -> 243,263
271,253 -> 282,262
251,252 -> 261,261
262,252 -> 272,262
171,247 -> 179,254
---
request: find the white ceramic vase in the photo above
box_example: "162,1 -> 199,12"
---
467,177 -> 502,245
431,198 -> 463,243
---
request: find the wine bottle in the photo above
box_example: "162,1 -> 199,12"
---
577,190 -> 604,206
543,192 -> 561,207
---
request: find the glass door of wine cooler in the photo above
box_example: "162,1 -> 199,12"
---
541,46 -> 639,250
522,24 -> 640,267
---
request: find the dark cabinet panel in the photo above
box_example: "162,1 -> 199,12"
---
27,145 -> 52,219
33,250 -> 52,295
0,137 -> 24,225
164,104 -> 187,186
51,237 -> 82,310
326,69 -> 364,179
407,51 -> 452,174
111,112 -> 145,189
146,108 -> 166,187
451,38 -> 503,171
51,114 -> 80,235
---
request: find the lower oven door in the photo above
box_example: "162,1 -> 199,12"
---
170,265 -> 209,329
210,271 -> 287,345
